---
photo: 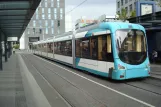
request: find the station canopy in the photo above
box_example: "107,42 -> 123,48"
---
0,0 -> 41,40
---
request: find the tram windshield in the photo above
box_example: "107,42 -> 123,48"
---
116,29 -> 147,65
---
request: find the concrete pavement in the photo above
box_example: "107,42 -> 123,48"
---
150,64 -> 161,79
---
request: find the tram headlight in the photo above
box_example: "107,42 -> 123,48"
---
118,64 -> 126,70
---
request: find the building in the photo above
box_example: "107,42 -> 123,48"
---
116,0 -> 161,17
24,0 -> 65,49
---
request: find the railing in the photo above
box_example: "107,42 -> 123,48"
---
128,11 -> 161,23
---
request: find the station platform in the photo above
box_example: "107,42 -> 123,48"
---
0,54 -> 27,107
0,52 -> 161,107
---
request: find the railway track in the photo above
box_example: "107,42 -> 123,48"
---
124,77 -> 161,96
25,54 -> 161,97
21,54 -> 161,107
22,55 -> 74,107
22,54 -> 107,107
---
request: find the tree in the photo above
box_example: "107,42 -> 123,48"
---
130,10 -> 136,18
117,8 -> 128,21
13,44 -> 20,49
155,0 -> 161,7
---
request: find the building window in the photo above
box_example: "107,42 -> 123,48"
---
117,1 -> 120,8
39,20 -> 42,27
51,1 -> 54,7
54,14 -> 57,19
57,0 -> 60,8
52,28 -> 54,34
125,0 -> 128,4
134,2 -> 136,10
125,7 -> 128,13
45,2 -> 47,7
33,20 -> 36,27
28,30 -> 30,34
45,20 -> 48,26
51,20 -> 54,27
48,14 -> 51,19
60,8 -> 63,13
129,4 -> 132,12
42,8 -> 44,13
46,28 -> 48,34
54,8 -> 57,14
60,14 -> 63,19
48,8 -> 51,13
121,0 -> 123,6
42,14 -> 45,19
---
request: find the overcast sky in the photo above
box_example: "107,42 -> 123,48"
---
65,0 -> 116,23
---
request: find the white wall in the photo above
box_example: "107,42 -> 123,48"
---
20,34 -> 25,49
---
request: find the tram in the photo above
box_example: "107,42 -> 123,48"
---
32,20 -> 150,80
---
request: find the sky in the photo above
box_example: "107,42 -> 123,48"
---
20,0 -> 116,49
65,0 -> 116,25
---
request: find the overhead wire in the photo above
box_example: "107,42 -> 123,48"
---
65,0 -> 88,15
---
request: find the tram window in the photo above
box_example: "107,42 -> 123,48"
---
65,40 -> 72,56
42,44 -> 45,52
47,43 -> 53,53
38,44 -> 40,51
40,44 -> 42,51
90,37 -> 98,59
98,35 -> 107,61
106,35 -> 113,62
35,45 -> 37,50
82,38 -> 90,58
42,44 -> 44,52
43,43 -> 46,52
98,34 -> 113,62
41,44 -> 43,51
60,41 -> 65,55
54,40 -> 72,56
76,40 -> 81,57
57,42 -> 61,54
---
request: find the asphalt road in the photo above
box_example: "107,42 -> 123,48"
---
150,64 -> 161,79
21,53 -> 161,107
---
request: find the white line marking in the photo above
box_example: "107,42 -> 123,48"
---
33,54 -> 155,107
